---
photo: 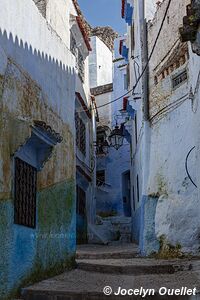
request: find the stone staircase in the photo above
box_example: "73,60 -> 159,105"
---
21,244 -> 200,300
88,216 -> 132,245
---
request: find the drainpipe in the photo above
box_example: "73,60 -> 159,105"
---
141,4 -> 150,192
143,22 -> 149,121
91,96 -> 97,225
140,0 -> 151,255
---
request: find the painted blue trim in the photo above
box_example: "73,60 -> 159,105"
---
122,45 -> 129,60
125,3 -> 133,26
76,171 -> 90,190
126,101 -> 136,119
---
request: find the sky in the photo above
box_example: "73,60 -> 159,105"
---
78,0 -> 126,35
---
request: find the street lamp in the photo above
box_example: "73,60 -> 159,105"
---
108,124 -> 124,150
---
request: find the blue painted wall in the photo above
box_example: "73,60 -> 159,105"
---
96,37 -> 131,218
0,180 -> 76,299
132,195 -> 160,256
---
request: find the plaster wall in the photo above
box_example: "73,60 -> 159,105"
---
89,36 -> 113,88
95,92 -> 112,127
126,0 -> 146,246
96,37 -> 131,217
46,0 -> 77,50
0,0 -> 77,297
146,0 -> 200,254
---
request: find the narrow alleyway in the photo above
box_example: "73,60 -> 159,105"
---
1,0 -> 200,299
21,244 -> 200,300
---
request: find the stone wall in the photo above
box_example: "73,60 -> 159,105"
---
32,0 -> 46,18
90,27 -> 118,51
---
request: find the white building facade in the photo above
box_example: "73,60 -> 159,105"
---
122,0 -> 200,255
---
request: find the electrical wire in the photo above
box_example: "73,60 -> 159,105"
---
185,146 -> 197,188
151,98 -> 188,125
131,0 -> 173,93
150,93 -> 188,123
77,0 -> 173,114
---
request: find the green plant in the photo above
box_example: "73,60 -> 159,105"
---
153,235 -> 184,259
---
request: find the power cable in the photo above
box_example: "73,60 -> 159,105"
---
77,0 -> 173,114
151,98 -> 188,125
131,0 -> 173,93
185,146 -> 197,188
150,93 -> 188,122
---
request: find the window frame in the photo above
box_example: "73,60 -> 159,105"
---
172,69 -> 188,90
96,170 -> 106,186
75,112 -> 86,156
14,157 -> 37,229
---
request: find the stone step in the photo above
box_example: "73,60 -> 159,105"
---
76,251 -> 138,259
21,268 -> 200,300
77,258 -> 200,275
76,244 -> 138,260
119,234 -> 132,243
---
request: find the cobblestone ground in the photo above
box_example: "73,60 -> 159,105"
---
21,244 -> 200,300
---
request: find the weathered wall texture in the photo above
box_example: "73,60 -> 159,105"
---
128,0 -> 200,255
0,0 -> 77,298
146,0 -> 200,254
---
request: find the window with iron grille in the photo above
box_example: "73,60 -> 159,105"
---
14,157 -> 37,228
75,112 -> 86,155
96,129 -> 106,155
78,51 -> 85,82
96,170 -> 105,186
172,69 -> 188,89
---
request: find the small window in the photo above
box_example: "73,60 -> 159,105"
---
14,157 -> 37,228
136,175 -> 140,202
96,127 -> 107,155
75,112 -> 86,156
96,170 -> 105,186
172,69 -> 188,89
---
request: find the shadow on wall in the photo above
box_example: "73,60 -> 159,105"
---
0,28 -> 76,128
0,28 -> 77,299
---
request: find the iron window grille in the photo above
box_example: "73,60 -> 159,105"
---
96,170 -> 105,186
14,157 -> 37,228
70,33 -> 85,82
78,51 -> 85,82
75,112 -> 86,156
172,69 -> 188,89
96,129 -> 107,155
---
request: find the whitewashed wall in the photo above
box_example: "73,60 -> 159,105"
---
89,36 -> 113,88
147,0 -> 200,253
